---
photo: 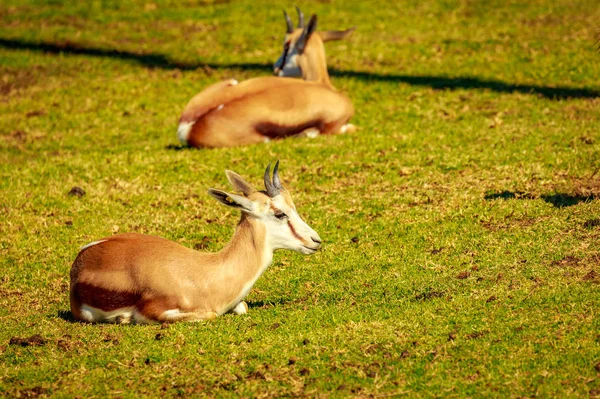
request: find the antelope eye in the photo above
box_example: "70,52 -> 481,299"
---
274,212 -> 287,220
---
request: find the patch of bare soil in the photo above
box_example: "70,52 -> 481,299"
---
552,255 -> 600,272
415,289 -> 445,301
582,270 -> 599,283
466,330 -> 489,339
194,236 -> 211,250
0,288 -> 24,298
25,109 -> 46,118
430,247 -> 444,255
479,214 -> 536,231
1,69 -> 39,95
68,186 -> 85,197
6,130 -> 27,142
551,256 -> 582,268
9,334 -> 46,347
16,386 -> 49,398
584,219 -> 600,229
456,271 -> 470,279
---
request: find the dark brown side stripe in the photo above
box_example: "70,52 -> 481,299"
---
287,220 -> 304,242
255,120 -> 322,139
74,282 -> 140,311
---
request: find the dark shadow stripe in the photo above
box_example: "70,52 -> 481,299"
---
484,191 -> 598,208
0,37 -> 269,72
1,37 -> 598,100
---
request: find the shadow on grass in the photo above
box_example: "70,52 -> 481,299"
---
541,193 -> 598,208
247,298 -> 297,309
1,37 -> 599,100
484,191 -> 598,208
57,310 -> 77,322
165,144 -> 192,151
57,303 -> 293,322
0,37 -> 268,71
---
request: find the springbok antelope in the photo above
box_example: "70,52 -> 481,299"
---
177,9 -> 356,148
69,162 -> 321,323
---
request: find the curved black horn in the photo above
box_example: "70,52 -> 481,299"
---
273,160 -> 283,190
283,10 -> 293,34
295,6 -> 304,28
264,163 -> 280,197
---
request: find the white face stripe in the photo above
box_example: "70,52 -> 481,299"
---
263,196 -> 321,255
281,53 -> 301,77
274,36 -> 302,77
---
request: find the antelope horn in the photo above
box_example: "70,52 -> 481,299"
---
273,160 -> 283,190
283,10 -> 293,34
296,6 -> 305,29
264,163 -> 280,197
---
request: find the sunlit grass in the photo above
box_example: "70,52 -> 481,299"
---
1,0 -> 599,397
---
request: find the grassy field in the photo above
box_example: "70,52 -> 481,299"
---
1,0 -> 600,397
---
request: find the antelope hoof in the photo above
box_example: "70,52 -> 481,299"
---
231,301 -> 248,315
339,123 -> 356,134
116,314 -> 132,324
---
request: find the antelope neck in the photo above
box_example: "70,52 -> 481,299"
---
302,42 -> 335,90
217,214 -> 272,278
209,214 -> 273,315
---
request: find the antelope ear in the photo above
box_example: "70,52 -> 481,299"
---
319,26 -> 356,42
296,14 -> 318,54
208,189 -> 254,212
225,170 -> 256,196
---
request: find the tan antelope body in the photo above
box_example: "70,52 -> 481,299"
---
69,163 -> 321,323
178,10 -> 355,148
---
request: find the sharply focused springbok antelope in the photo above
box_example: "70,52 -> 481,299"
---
177,8 -> 356,148
69,162 -> 321,323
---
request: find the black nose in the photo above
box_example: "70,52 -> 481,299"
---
311,237 -> 322,244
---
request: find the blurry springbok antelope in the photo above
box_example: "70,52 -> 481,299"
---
69,162 -> 321,323
177,9 -> 356,148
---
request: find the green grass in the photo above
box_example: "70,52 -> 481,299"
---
1,0 -> 600,397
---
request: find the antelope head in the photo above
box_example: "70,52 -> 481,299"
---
273,7 -> 356,83
208,161 -> 322,255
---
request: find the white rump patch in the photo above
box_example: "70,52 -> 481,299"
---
80,240 -> 107,251
177,121 -> 195,144
228,79 -> 238,86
